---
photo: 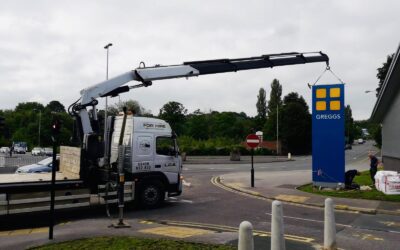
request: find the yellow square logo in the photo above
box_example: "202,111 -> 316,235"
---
316,88 -> 326,98
330,101 -> 341,110
316,101 -> 326,111
330,88 -> 340,98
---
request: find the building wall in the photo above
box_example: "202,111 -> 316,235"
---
382,84 -> 400,171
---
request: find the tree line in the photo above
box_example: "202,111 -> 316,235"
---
2,51 -> 391,154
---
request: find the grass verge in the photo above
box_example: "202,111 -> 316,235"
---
29,236 -> 235,250
298,170 -> 400,202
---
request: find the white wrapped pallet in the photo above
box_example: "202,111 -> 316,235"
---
383,175 -> 400,195
374,171 -> 397,191
374,171 -> 400,195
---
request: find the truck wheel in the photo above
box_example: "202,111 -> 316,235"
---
139,181 -> 164,208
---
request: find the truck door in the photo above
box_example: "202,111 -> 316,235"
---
132,135 -> 154,172
155,136 -> 179,177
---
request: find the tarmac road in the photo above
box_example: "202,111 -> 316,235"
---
1,141 -> 399,249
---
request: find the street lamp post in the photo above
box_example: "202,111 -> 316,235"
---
38,110 -> 41,147
34,109 -> 42,146
276,103 -> 279,156
104,43 -> 113,141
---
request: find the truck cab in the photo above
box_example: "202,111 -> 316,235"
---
107,115 -> 182,207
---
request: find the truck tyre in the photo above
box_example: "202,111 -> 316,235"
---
139,181 -> 164,208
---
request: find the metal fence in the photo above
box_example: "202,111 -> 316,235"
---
0,153 -> 48,169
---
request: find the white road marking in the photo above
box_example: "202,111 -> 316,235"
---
183,180 -> 191,187
167,198 -> 193,204
265,212 -> 351,228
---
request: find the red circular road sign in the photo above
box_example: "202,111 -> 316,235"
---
246,134 -> 260,148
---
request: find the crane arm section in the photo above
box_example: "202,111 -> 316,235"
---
74,51 -> 328,135
80,52 -> 328,106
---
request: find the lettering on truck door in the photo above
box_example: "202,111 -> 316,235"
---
133,135 -> 154,172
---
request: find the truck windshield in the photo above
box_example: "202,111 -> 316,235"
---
156,137 -> 175,156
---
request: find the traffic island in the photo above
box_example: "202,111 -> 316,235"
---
298,170 -> 400,203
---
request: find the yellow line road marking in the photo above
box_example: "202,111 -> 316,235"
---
275,194 -> 309,203
380,221 -> 400,227
142,219 -> 315,243
139,226 -> 213,239
352,233 -> 384,241
8,229 -> 32,236
211,176 -> 358,214
30,227 -> 48,234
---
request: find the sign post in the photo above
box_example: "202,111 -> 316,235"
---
312,84 -> 345,188
246,134 -> 260,188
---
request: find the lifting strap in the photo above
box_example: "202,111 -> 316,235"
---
308,66 -> 345,89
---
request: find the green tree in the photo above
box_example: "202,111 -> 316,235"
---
107,100 -> 150,116
281,92 -> 311,154
372,124 -> 382,148
255,88 -> 267,130
184,110 -> 209,140
46,100 -> 66,113
264,79 -> 282,140
344,105 -> 358,144
0,101 -> 74,149
159,101 -> 187,135
376,54 -> 394,97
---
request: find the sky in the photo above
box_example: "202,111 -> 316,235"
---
0,0 -> 399,120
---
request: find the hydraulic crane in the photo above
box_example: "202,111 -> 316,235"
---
68,51 -> 329,172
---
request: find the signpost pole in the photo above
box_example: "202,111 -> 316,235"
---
49,118 -> 60,240
246,134 -> 259,188
251,148 -> 254,187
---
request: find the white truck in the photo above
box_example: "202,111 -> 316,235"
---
0,52 -> 329,215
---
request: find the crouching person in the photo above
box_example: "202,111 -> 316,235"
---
345,170 -> 361,189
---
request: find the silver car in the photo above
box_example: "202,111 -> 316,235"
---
0,147 -> 10,154
31,147 -> 44,156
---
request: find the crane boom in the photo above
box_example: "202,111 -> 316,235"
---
72,51 -> 329,138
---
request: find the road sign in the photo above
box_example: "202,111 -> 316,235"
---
246,134 -> 260,148
312,84 -> 345,188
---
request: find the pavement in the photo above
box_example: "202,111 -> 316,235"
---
217,165 -> 400,216
1,148 -> 399,249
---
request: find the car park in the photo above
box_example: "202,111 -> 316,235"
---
15,156 -> 59,173
31,147 -> 44,156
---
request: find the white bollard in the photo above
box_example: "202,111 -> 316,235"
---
287,153 -> 291,160
271,200 -> 285,250
324,198 -> 337,250
238,221 -> 254,250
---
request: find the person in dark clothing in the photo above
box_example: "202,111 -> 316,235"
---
369,153 -> 379,184
345,170 -> 360,189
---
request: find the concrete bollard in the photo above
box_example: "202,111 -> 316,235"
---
271,200 -> 285,250
324,198 -> 337,250
238,221 -> 254,250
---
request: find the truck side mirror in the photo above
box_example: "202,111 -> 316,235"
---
171,131 -> 177,139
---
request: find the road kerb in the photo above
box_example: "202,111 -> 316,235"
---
216,176 -> 391,215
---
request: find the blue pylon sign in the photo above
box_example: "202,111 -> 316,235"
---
312,84 -> 345,187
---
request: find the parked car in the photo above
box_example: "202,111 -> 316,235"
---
357,138 -> 364,144
14,146 -> 26,154
345,144 -> 352,150
43,147 -> 53,156
0,147 -> 10,154
31,147 -> 44,156
15,156 -> 59,173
